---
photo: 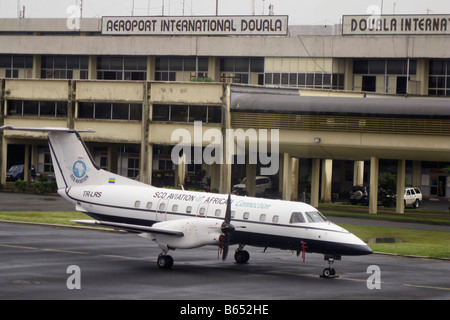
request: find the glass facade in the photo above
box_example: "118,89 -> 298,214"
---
353,59 -> 417,94
41,55 -> 89,79
428,59 -> 450,96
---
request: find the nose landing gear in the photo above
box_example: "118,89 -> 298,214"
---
321,254 -> 340,278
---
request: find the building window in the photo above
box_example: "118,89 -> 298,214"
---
220,57 -> 264,85
155,56 -> 208,81
429,59 -> 450,96
152,104 -> 222,123
97,56 -> 147,80
264,57 -> 344,90
7,100 -> 67,117
0,55 -> 33,79
78,102 -> 142,120
118,146 -> 140,179
41,55 -> 88,79
353,59 -> 417,94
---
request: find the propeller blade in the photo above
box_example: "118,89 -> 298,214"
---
220,194 -> 234,262
224,193 -> 232,224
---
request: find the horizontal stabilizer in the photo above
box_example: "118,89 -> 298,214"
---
72,220 -> 184,237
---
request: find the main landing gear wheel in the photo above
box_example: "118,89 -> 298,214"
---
234,249 -> 250,264
157,254 -> 174,269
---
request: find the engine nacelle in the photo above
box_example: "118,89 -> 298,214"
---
149,218 -> 223,251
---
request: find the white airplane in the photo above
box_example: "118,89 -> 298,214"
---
0,126 -> 372,277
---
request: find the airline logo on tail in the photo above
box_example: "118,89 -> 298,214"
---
71,160 -> 89,184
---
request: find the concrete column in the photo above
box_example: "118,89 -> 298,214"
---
88,56 -> 97,80
396,159 -> 406,214
108,145 -> 119,174
291,157 -> 299,201
245,162 -> 257,197
412,161 -> 421,187
208,57 -> 220,81
311,158 -> 320,208
174,153 -> 186,188
147,56 -> 156,81
209,163 -> 220,192
278,153 -> 284,194
344,59 -> 353,91
321,159 -> 333,202
353,160 -> 364,186
24,144 -> 30,184
32,55 -> 41,79
0,137 -> 6,187
414,59 -> 429,96
282,153 -> 292,200
369,156 -> 379,214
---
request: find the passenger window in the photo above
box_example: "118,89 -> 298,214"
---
158,203 -> 165,211
243,212 -> 250,220
186,206 -> 192,213
215,209 -> 221,217
134,200 -> 141,208
199,207 -> 206,216
259,214 -> 266,222
231,211 -> 235,218
289,212 -> 305,223
305,211 -> 327,223
272,215 -> 279,223
146,202 -> 152,209
172,204 -> 178,212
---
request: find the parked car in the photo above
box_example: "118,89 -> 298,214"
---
349,185 -> 394,207
404,187 -> 422,208
232,176 -> 272,196
6,165 -> 36,182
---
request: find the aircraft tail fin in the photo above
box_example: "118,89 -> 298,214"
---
0,126 -> 145,189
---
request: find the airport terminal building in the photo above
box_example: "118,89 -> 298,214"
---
0,14 -> 449,211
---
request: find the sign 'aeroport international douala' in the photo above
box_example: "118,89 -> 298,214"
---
102,15 -> 288,36
343,14 -> 450,35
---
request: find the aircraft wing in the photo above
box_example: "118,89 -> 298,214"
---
72,220 -> 184,237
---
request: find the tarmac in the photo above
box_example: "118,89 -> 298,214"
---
0,191 -> 449,301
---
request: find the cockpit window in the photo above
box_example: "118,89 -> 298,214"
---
305,211 -> 327,223
289,212 -> 305,223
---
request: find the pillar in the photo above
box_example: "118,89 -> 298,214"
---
396,159 -> 406,214
24,144 -> 30,184
353,160 -> 364,186
208,57 -> 220,81
174,153 -> 186,188
321,159 -> 333,202
88,55 -> 97,80
0,137 -> 6,187
311,158 -> 321,208
32,55 -> 41,79
245,162 -> 256,197
282,153 -> 292,200
412,161 -> 421,187
291,157 -> 299,201
369,157 -> 379,214
147,56 -> 156,81
209,163 -> 220,192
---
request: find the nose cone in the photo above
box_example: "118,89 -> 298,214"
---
354,244 -> 373,255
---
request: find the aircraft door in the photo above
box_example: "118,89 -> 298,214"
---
157,199 -> 169,221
